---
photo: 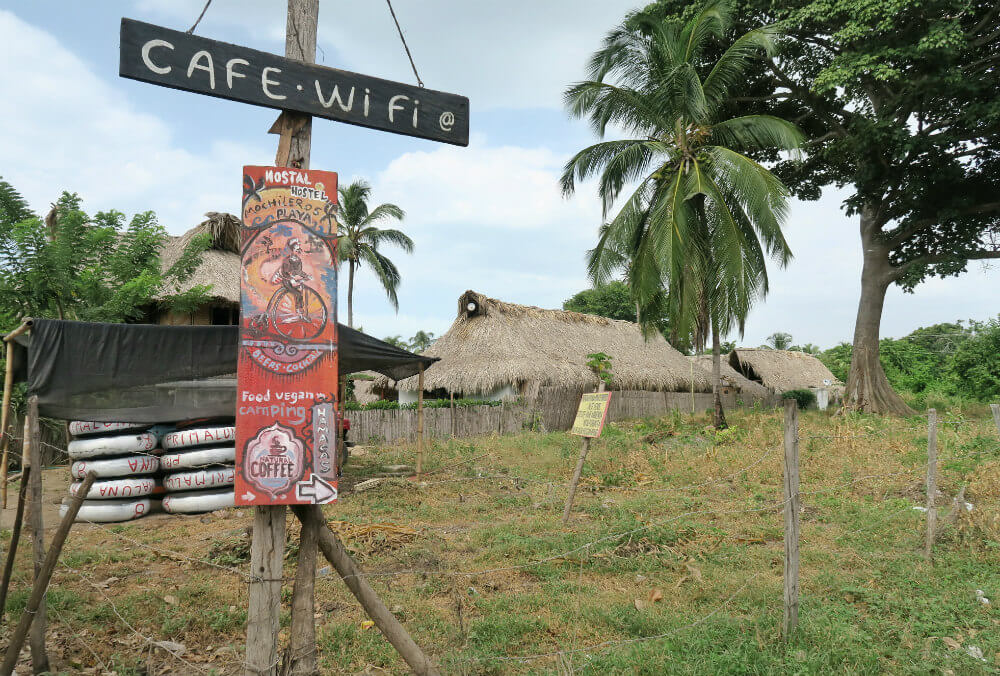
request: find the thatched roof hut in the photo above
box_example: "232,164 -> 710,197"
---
729,349 -> 841,392
688,355 -> 770,398
385,290 -> 712,396
158,212 -> 241,304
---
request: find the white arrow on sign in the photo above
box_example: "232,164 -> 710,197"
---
241,491 -> 256,502
295,474 -> 338,504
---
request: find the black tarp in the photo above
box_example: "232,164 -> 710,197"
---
7,319 -> 436,422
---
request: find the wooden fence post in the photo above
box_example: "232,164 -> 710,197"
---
925,408 -> 938,563
416,364 -> 424,477
1,318 -> 32,509
0,464 -> 31,623
450,391 -> 455,438
562,382 -> 605,525
991,403 -> 1000,437
0,471 -> 96,676
292,506 -> 440,675
246,508 -> 286,676
782,399 -> 800,639
26,396 -> 49,673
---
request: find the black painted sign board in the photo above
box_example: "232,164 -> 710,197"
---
119,18 -> 469,146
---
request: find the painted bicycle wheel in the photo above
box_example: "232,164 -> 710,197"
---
267,285 -> 328,341
163,489 -> 235,514
68,432 -> 157,459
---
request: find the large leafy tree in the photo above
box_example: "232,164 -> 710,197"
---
0,181 -> 208,327
644,0 -> 1000,415
335,179 -> 412,328
562,0 -> 801,427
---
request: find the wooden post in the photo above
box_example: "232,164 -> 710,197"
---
562,382 -> 605,525
690,359 -> 695,414
2,318 -> 32,509
782,398 -> 800,639
291,506 -> 440,676
991,403 -> 1000,437
449,391 -> 455,438
0,471 -> 95,676
284,513 -> 318,675
246,3 -> 318,674
416,364 -> 424,477
925,408 -> 938,563
0,464 -> 30,623
25,396 -> 49,673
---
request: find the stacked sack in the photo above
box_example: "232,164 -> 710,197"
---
63,421 -> 160,523
161,423 -> 236,514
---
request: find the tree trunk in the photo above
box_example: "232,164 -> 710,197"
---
711,317 -> 727,429
347,259 -> 355,328
844,207 -> 915,416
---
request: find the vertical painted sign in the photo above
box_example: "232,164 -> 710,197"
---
235,165 -> 340,506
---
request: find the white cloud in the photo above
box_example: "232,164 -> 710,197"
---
0,10 -> 269,232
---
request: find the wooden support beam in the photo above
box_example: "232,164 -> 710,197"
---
0,464 -> 31,624
26,396 -> 49,673
782,399 -> 800,639
925,408 -> 938,563
562,382 -> 605,525
0,470 -> 95,676
1,318 -> 32,509
291,505 -> 440,676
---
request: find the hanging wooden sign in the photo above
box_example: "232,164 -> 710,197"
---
119,18 -> 469,146
235,165 -> 340,506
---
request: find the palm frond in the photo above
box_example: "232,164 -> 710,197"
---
710,115 -> 804,156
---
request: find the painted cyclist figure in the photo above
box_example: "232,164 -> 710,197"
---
272,237 -> 311,323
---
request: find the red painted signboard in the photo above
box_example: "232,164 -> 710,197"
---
235,165 -> 340,506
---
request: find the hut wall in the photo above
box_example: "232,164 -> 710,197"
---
347,388 -> 781,444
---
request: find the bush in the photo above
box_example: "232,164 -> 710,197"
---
782,389 -> 817,410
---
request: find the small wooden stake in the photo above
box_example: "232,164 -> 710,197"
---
0,470 -> 95,676
925,408 -> 938,563
991,403 -> 1000,438
782,399 -> 800,639
562,382 -> 605,525
0,464 -> 30,623
292,506 -> 440,676
416,364 -> 425,477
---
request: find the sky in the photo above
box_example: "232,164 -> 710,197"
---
0,1 -> 995,349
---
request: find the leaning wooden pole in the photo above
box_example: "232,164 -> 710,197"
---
292,506 -> 440,676
562,382 -> 605,525
0,470 -> 95,676
0,464 -> 31,623
25,397 -> 48,673
1,318 -> 32,509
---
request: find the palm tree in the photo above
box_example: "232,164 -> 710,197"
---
335,179 -> 412,327
563,0 -> 802,428
766,331 -> 794,350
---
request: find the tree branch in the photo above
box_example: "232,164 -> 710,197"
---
893,248 -> 1000,278
766,60 -> 852,136
885,202 -> 1000,247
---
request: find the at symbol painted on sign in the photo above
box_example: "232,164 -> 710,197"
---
439,111 -> 455,132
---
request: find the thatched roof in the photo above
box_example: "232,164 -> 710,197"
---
157,213 -> 241,303
688,355 -> 770,397
729,349 -> 841,392
386,290 -> 712,394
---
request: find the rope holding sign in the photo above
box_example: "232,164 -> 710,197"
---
386,0 -> 424,87
187,0 -> 213,34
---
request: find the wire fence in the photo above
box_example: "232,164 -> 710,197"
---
1,408 -> 997,672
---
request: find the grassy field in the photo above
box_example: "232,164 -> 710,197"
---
2,404 -> 999,675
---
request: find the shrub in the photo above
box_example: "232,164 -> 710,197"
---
782,389 -> 817,410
